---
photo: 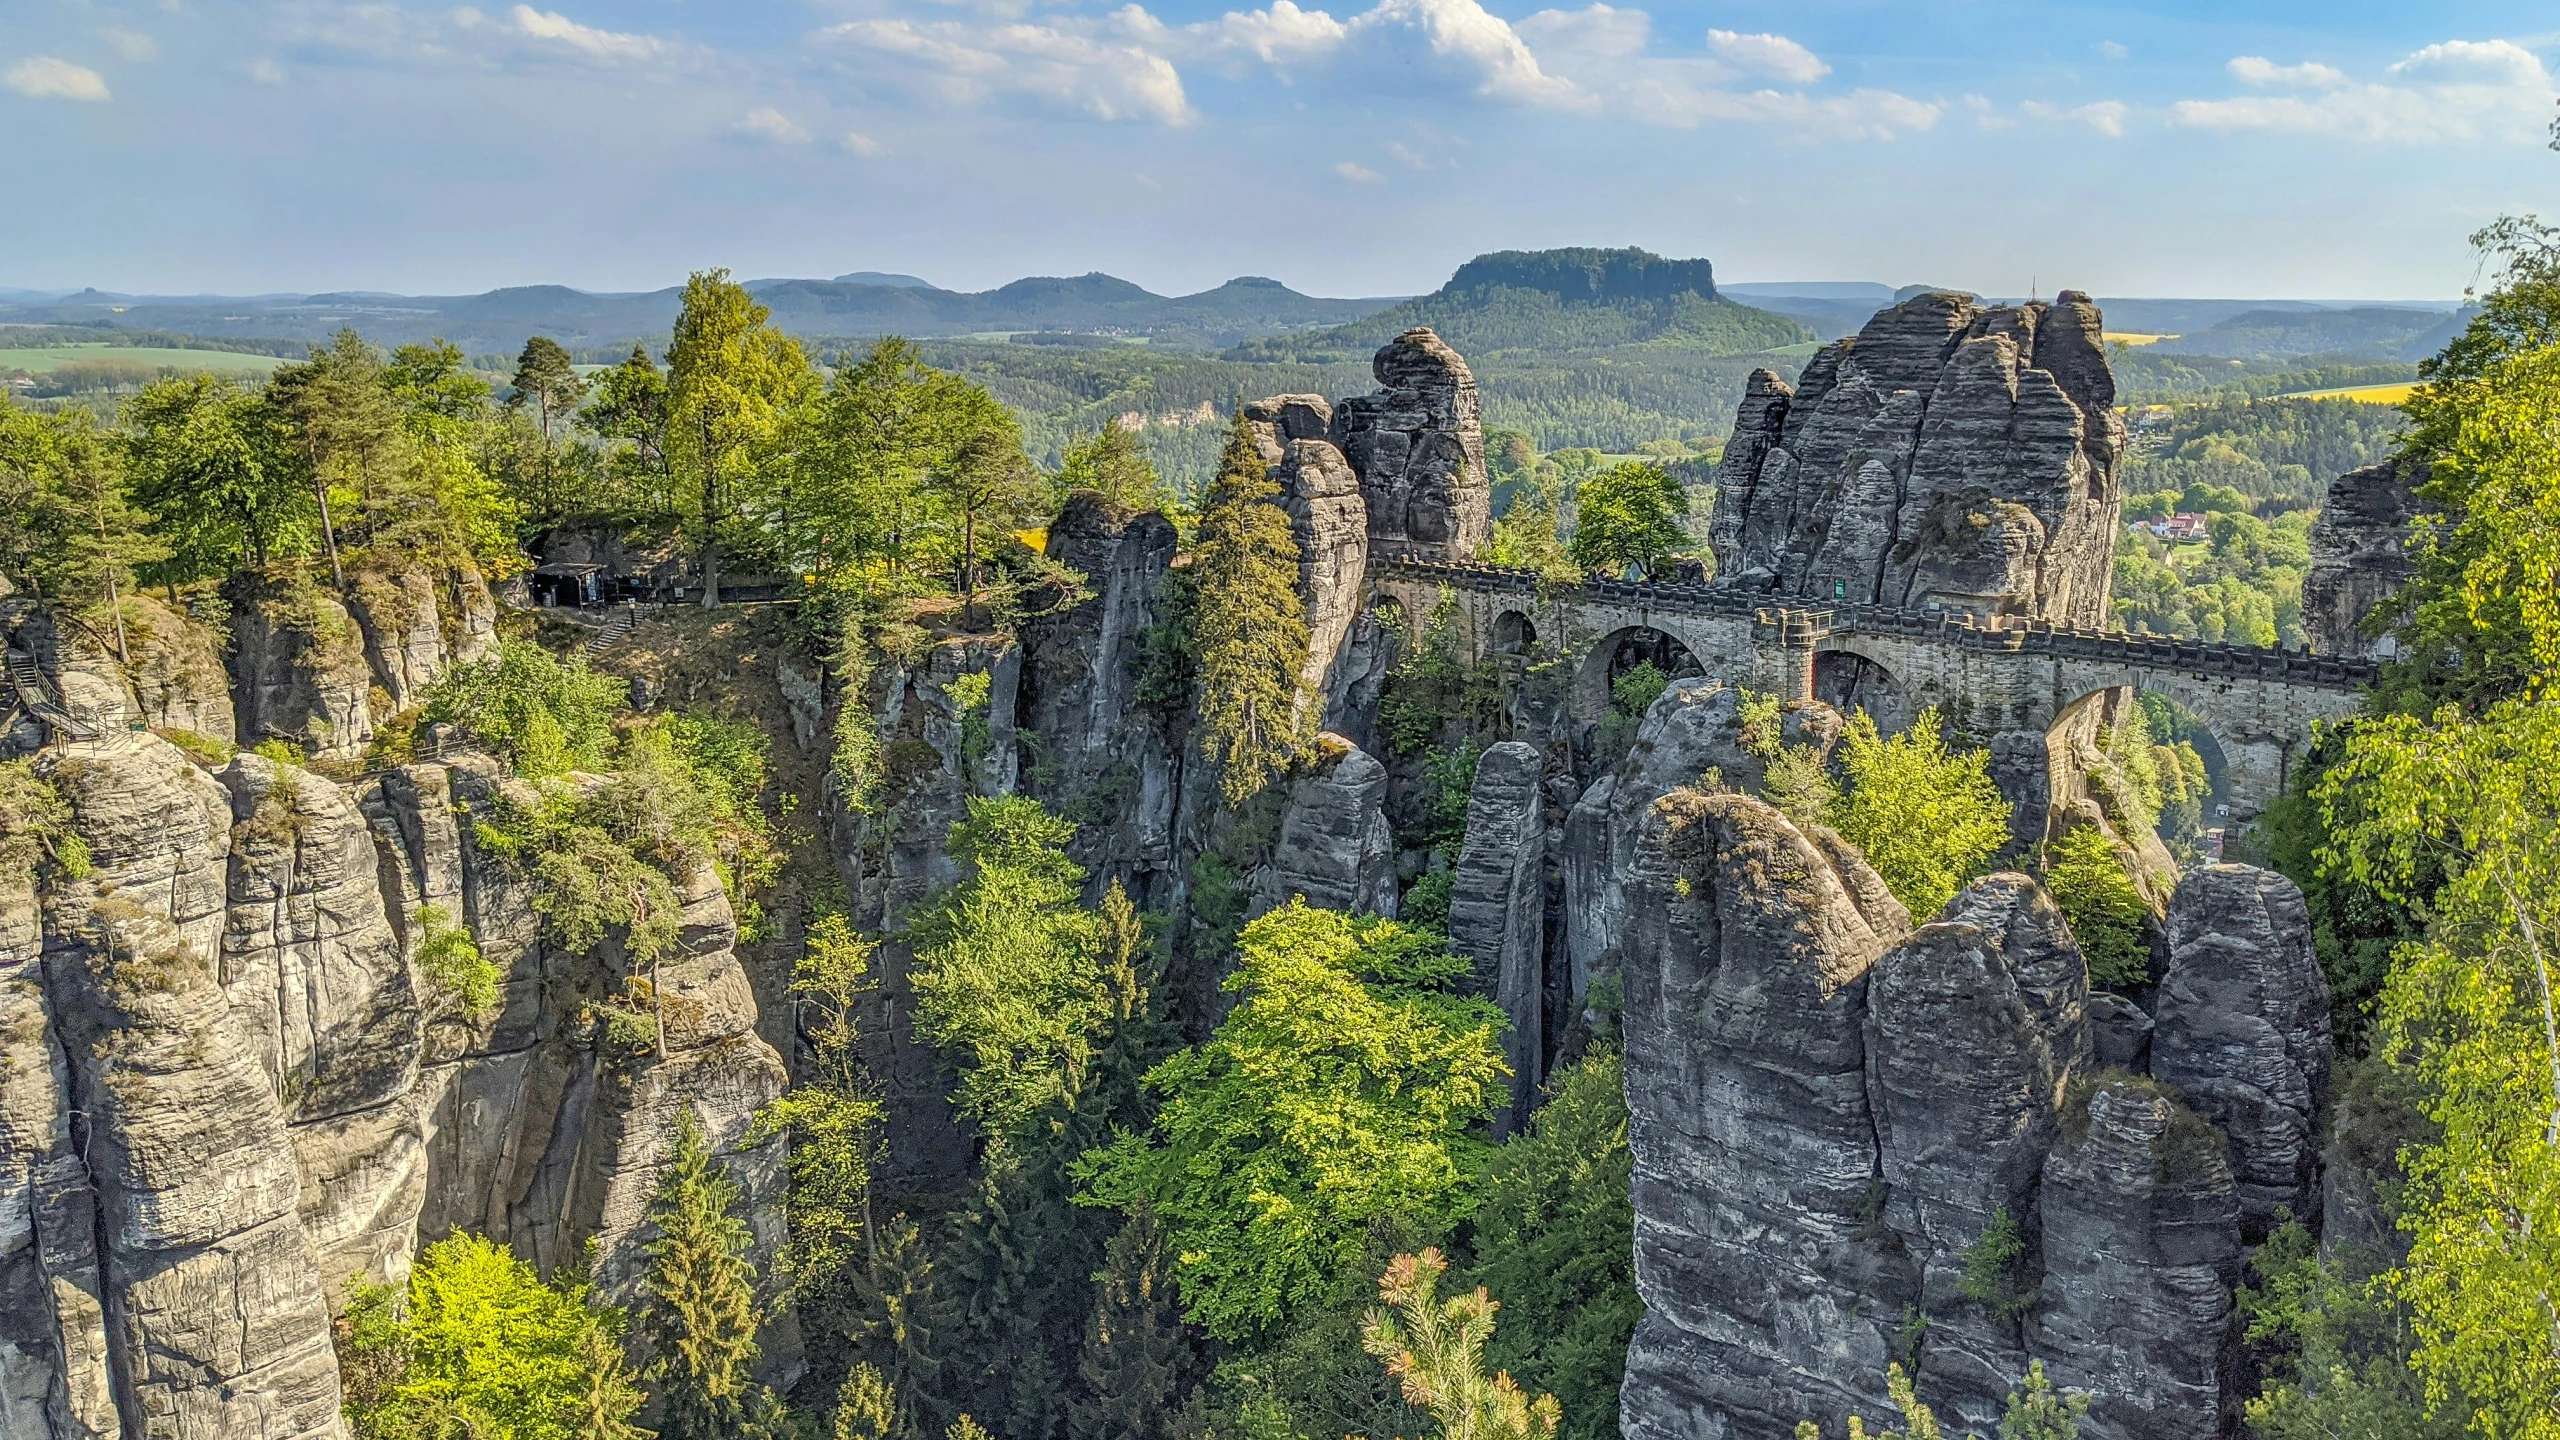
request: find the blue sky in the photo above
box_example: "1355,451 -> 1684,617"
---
3,0 -> 2555,299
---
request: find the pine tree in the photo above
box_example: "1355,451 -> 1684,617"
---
1361,1248 -> 1562,1440
640,1113 -> 769,1440
511,336 -> 589,445
1998,1361 -> 2090,1439
1069,1208 -> 1198,1440
835,1362 -> 897,1440
1190,413 -> 1309,805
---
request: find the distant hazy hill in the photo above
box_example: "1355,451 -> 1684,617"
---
0,273 -> 1406,354
2154,305 -> 2467,361
1234,246 -> 1811,362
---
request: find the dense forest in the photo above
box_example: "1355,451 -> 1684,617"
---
5,203 -> 2559,1440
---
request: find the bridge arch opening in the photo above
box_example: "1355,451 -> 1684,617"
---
1493,609 -> 1537,656
1574,625 -> 1705,723
2047,687 -> 2234,864
1812,650 -> 1914,736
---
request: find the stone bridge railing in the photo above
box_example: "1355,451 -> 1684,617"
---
1372,557 -> 2379,694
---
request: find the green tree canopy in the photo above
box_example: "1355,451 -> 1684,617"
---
666,269 -> 816,605
118,375 -> 308,579
1055,423 -> 1170,514
1076,901 -> 1505,1344
339,1232 -> 645,1440
1566,461 -> 1689,578
1826,708 -> 2011,920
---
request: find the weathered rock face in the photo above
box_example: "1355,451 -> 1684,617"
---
1018,494 -> 1182,894
1865,875 -> 2091,1433
2304,457 -> 2421,658
1561,680 -> 1842,1011
1445,741 -> 1547,1132
1252,734 -> 1398,919
33,734 -> 351,1440
121,595 -> 238,740
2154,864 -> 2333,1238
228,577 -> 385,759
1618,789 -> 1911,1440
1248,397 -> 1371,724
1331,329 -> 1491,561
227,565 -> 501,759
2034,1078 -> 2242,1440
6,727 -> 795,1438
1708,291 -> 2126,625
1613,768 -> 2306,1435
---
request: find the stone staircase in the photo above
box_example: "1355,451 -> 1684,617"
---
582,603 -> 642,657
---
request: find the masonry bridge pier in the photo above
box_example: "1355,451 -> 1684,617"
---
1367,558 -> 2378,822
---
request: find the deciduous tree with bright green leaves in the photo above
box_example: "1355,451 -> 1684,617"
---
1566,461 -> 1689,579
906,795 -> 1108,1142
117,374 -> 309,580
666,269 -> 817,607
1828,708 -> 2011,920
1189,413 -> 1310,805
338,1232 -> 646,1440
1055,423 -> 1171,515
1075,900 -> 1505,1344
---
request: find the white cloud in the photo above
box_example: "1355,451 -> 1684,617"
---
1513,4 -> 1647,61
841,130 -> 884,155
5,57 -> 112,101
248,58 -> 288,84
1706,29 -> 1826,84
1198,0 -> 1346,66
2097,40 -> 2128,61
101,28 -> 160,63
734,106 -> 812,144
819,16 -> 1194,125
2024,98 -> 2128,136
2389,38 -> 2549,87
2178,37 -> 2553,142
1335,159 -> 1382,180
1345,0 -> 1579,107
2228,56 -> 2347,88
490,5 -> 668,65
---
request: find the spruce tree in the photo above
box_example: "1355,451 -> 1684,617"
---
1190,413 -> 1310,805
1069,1208 -> 1199,1440
640,1113 -> 769,1440
835,1362 -> 897,1440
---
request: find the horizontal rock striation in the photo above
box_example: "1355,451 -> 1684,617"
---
1708,291 -> 2126,625
2303,457 -> 2421,659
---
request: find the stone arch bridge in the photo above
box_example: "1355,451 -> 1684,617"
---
1367,558 -> 2378,821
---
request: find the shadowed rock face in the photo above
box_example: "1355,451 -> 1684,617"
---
1252,734 -> 1398,920
2154,864 -> 2333,1239
1617,789 -> 1910,1440
1446,740 -> 1547,1133
1019,493 -> 1182,891
1332,328 -> 1490,561
2034,1078 -> 2242,1440
1865,875 -> 2092,1434
1708,291 -> 2125,625
2304,457 -> 2421,659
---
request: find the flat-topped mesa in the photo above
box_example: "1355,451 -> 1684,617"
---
1331,328 -> 1491,562
1708,290 -> 2127,627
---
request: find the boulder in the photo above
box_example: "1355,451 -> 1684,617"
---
2088,991 -> 2155,1072
2153,864 -> 2333,1237
1617,789 -> 1911,1440
1444,740 -> 1547,1132
1331,329 -> 1491,561
2034,1076 -> 2242,1440
1252,734 -> 1397,919
1708,292 -> 2126,625
1864,874 -> 2092,1432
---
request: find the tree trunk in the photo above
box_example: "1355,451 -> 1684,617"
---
315,478 -> 345,588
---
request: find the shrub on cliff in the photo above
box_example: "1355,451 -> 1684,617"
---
1828,707 -> 2010,920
